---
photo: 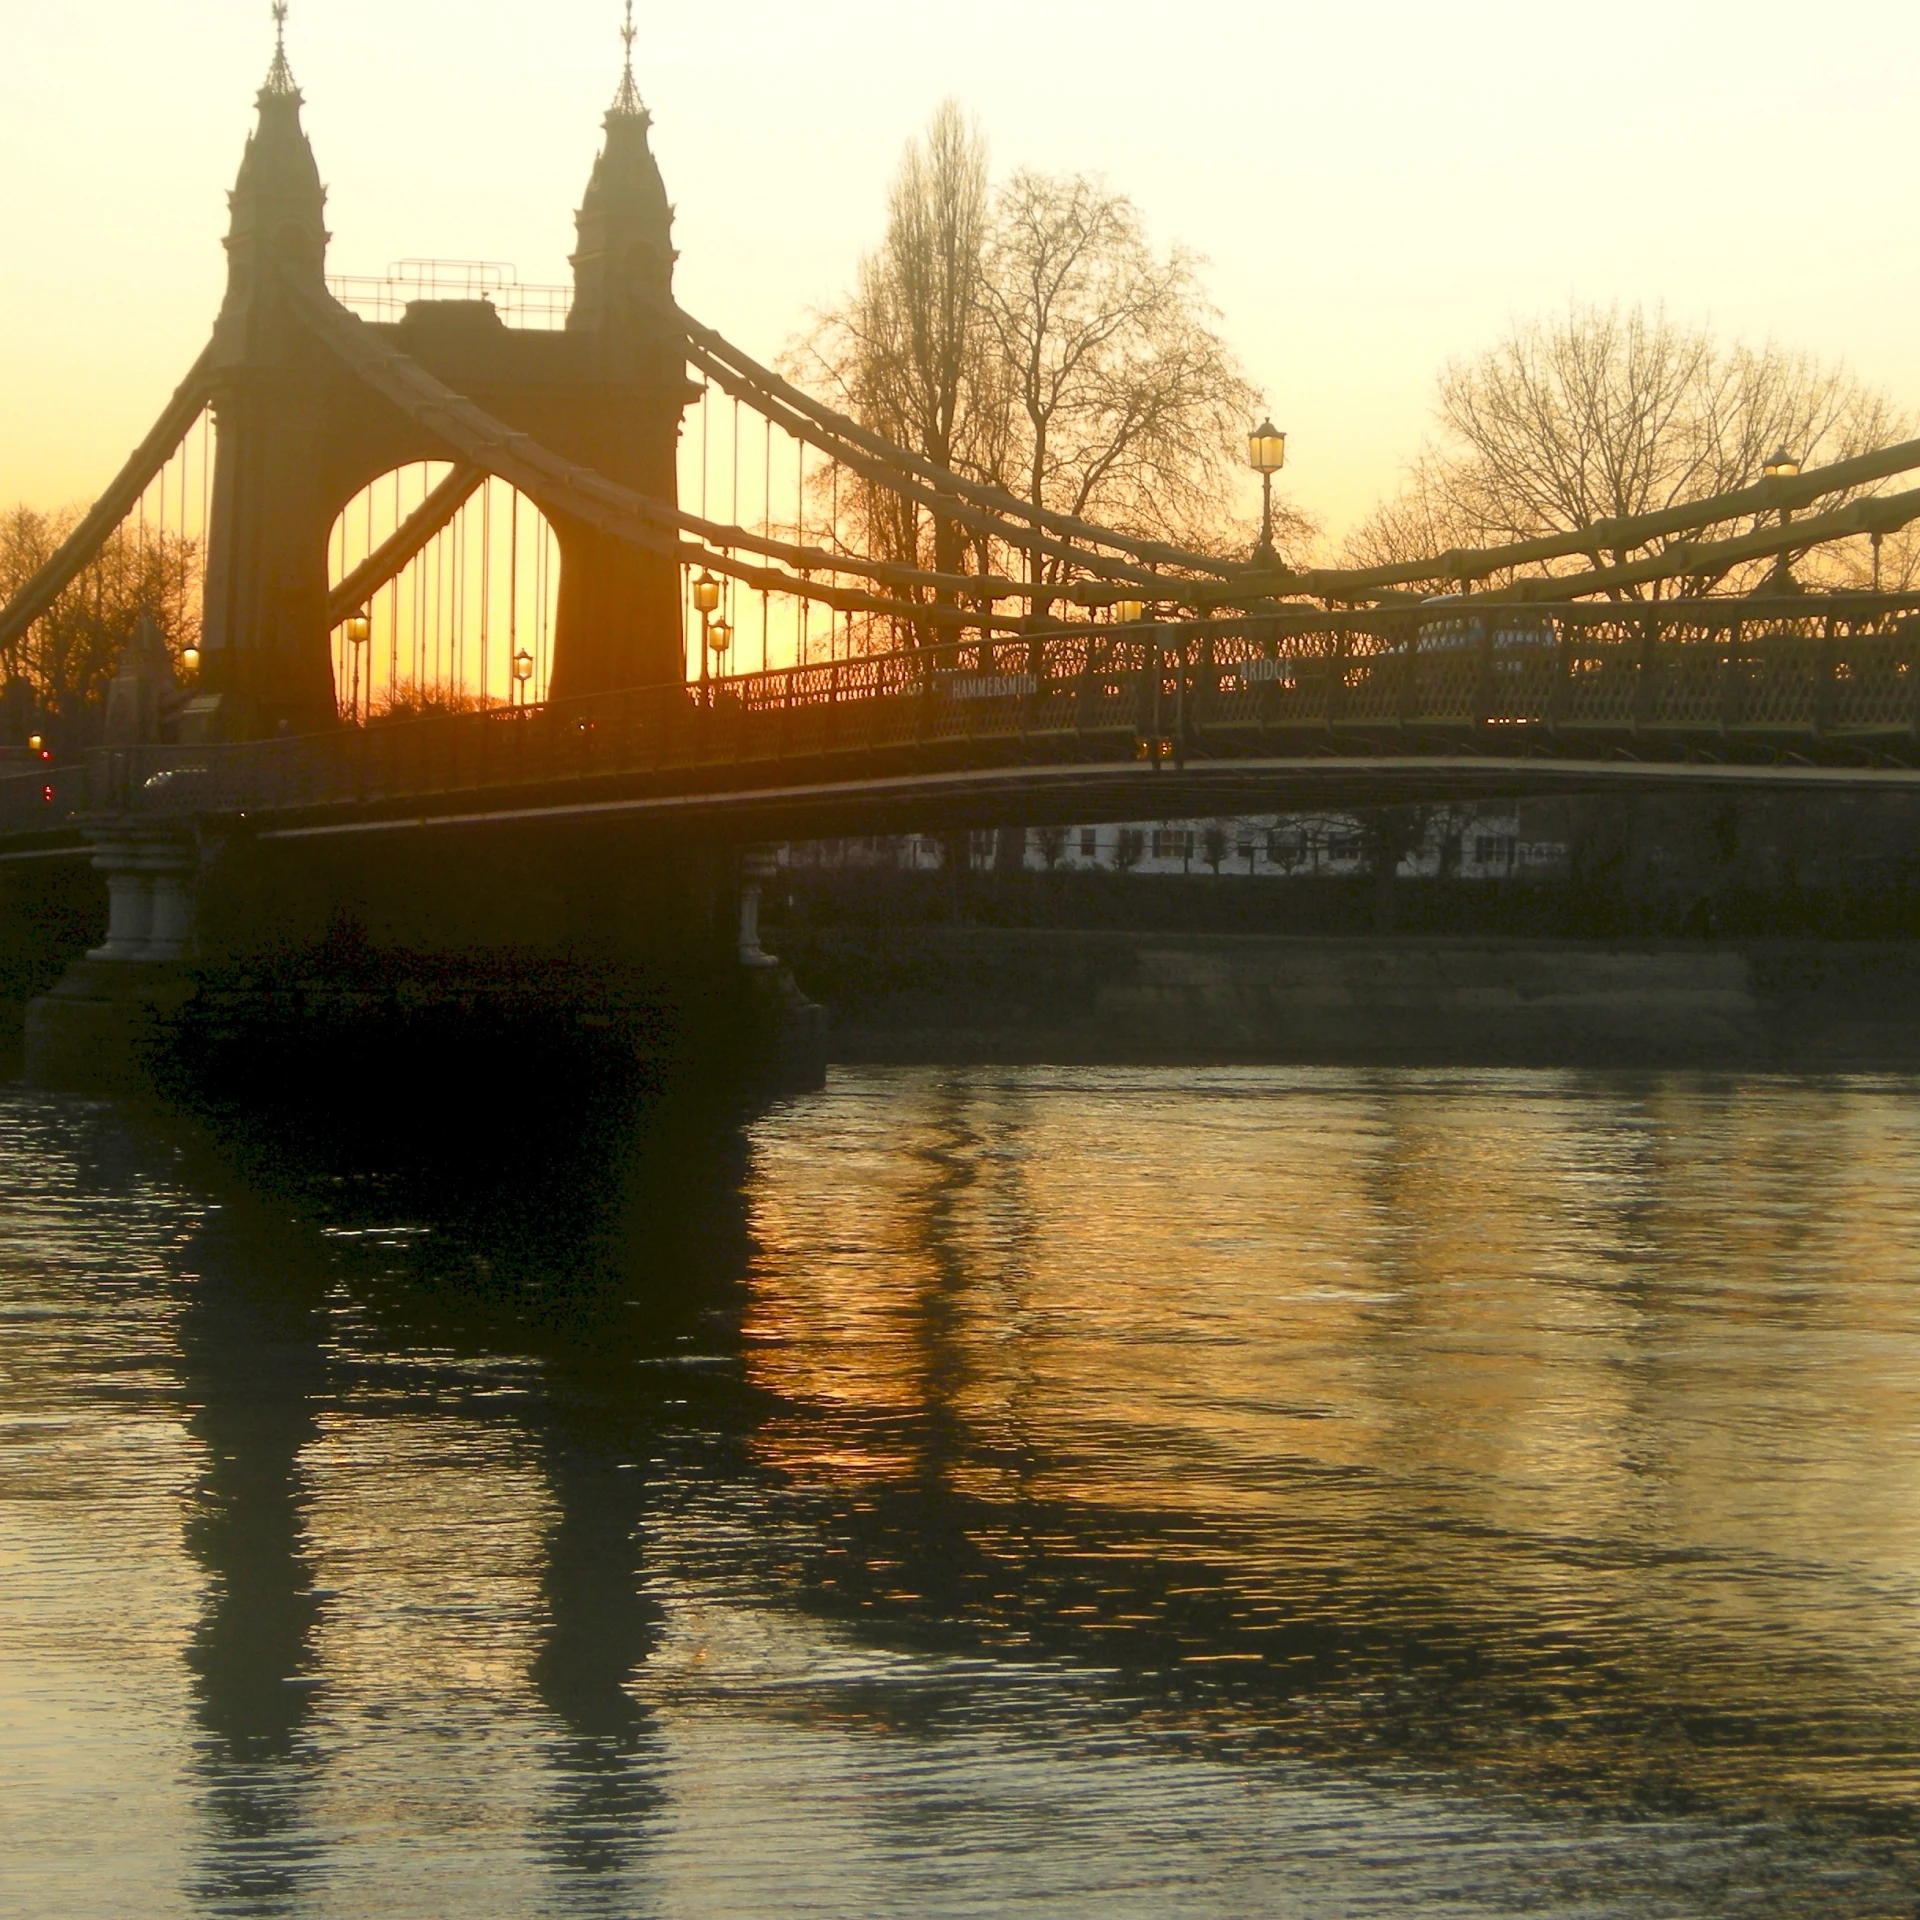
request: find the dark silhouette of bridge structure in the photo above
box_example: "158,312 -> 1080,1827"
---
10,9 -> 1920,1090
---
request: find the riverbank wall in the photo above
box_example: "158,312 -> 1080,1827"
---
7,852 -> 1920,1076
780,928 -> 1920,1070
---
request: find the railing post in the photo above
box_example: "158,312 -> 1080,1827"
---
1010,626 -> 1038,752
1474,609 -> 1497,731
1074,628 -> 1099,742
88,747 -> 124,816
1719,613 -> 1743,738
1548,613 -> 1573,735
1140,630 -> 1162,768
1632,609 -> 1658,735
915,641 -> 939,747
1812,608 -> 1838,739
1171,628 -> 1191,768
1191,631 -> 1216,752
1906,611 -> 1920,743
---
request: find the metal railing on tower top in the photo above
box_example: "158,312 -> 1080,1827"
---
326,261 -> 573,330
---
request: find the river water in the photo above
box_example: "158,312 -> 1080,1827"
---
5,1064 -> 1920,1917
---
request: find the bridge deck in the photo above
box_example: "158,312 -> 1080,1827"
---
10,602 -> 1920,847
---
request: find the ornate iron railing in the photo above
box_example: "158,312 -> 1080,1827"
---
68,597 -> 1920,831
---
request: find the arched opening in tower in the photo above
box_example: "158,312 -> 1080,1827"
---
326,466 -> 560,722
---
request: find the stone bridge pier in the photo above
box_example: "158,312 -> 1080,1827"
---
87,829 -> 201,962
23,830 -> 204,1093
22,816 -> 824,1103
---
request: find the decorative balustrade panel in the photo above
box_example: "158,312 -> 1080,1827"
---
1203,627 -> 1345,730
1735,621 -> 1824,733
1646,620 -> 1739,732
1831,633 -> 1920,734
1557,619 -> 1642,729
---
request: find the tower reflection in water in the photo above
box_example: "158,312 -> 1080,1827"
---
159,1078 -> 756,1908
173,1189 -> 330,1909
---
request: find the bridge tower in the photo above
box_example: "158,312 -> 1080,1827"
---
197,25 -> 338,736
550,20 -> 695,704
196,14 -> 694,738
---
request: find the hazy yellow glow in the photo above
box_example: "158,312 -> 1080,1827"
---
327,467 -> 559,712
743,1070 -> 1920,1664
5,1 -> 1919,548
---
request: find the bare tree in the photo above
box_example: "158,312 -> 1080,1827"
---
791,106 -> 1292,614
0,507 -> 201,722
788,100 -> 995,605
1347,303 -> 1905,594
1340,451 -> 1484,574
1826,520 -> 1920,594
982,171 -> 1264,582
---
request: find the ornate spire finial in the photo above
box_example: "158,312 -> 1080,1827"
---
609,1 -> 645,118
263,1 -> 299,98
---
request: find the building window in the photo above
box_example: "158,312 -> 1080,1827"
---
1328,834 -> 1363,862
1116,828 -> 1145,867
1080,827 -> 1098,859
1152,828 -> 1191,861
1268,828 -> 1304,865
1474,834 -> 1516,871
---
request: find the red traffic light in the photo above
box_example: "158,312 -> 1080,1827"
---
39,785 -> 54,805
37,749 -> 51,763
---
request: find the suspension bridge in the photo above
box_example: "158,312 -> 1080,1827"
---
7,10 -> 1920,1090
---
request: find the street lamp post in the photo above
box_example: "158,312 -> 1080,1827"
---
1248,419 -> 1287,568
344,609 -> 372,723
693,569 -> 722,704
511,647 -> 534,707
705,612 -> 732,710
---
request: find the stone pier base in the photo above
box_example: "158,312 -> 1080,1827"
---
21,954 -> 825,1101
24,959 -> 197,1094
14,826 -> 827,1102
739,963 -> 828,1097
21,825 -> 201,1092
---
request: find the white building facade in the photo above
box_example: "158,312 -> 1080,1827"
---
780,813 -> 1570,881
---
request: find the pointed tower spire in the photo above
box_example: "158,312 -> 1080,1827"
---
222,0 -> 328,301
263,1 -> 298,99
610,1 -> 645,119
570,3 -> 675,330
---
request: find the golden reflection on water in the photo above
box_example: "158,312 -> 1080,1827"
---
7,1071 -> 1920,1916
743,1068 -> 1920,1803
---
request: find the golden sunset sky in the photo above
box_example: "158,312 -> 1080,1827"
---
4,0 -> 1917,543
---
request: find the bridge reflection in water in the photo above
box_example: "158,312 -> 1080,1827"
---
5,1070 -> 1920,1915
